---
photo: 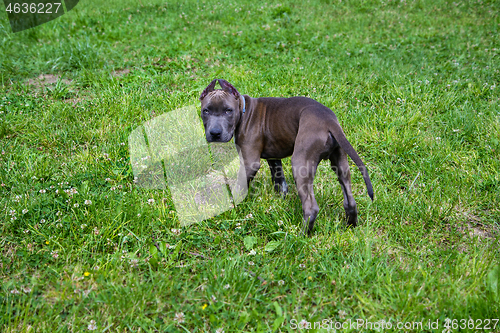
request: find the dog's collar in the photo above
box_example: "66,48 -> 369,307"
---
241,95 -> 246,114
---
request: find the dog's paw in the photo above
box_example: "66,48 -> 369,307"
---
274,180 -> 289,198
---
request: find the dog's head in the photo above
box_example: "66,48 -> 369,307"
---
199,79 -> 245,143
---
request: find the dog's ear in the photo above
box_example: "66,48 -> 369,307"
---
200,79 -> 217,101
218,79 -> 240,99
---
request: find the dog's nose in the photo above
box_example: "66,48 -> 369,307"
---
210,127 -> 222,138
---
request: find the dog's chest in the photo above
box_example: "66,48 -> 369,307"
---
260,136 -> 296,159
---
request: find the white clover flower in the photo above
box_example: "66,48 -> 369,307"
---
88,319 -> 97,330
174,312 -> 185,324
249,249 -> 256,256
84,200 -> 92,205
278,280 -> 285,286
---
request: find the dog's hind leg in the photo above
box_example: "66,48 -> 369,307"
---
267,159 -> 288,196
330,147 -> 358,227
291,137 -> 322,235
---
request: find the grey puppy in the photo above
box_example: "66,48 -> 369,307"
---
200,79 -> 373,234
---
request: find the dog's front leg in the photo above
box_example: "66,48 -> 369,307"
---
231,145 -> 261,202
267,159 -> 288,196
238,147 -> 261,189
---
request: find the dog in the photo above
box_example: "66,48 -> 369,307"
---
199,79 -> 373,234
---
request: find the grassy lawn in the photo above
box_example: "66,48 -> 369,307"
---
1,0 -> 499,331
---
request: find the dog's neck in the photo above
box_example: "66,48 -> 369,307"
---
241,95 -> 246,114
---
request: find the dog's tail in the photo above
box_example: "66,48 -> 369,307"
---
329,121 -> 374,201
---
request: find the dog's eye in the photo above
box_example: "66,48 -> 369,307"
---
225,108 -> 233,113
202,109 -> 209,114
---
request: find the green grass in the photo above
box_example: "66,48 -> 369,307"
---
1,0 -> 499,331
